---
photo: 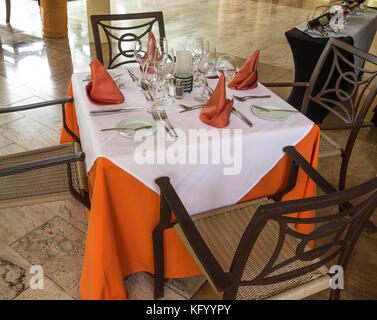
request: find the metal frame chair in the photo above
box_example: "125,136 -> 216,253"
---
264,38 -> 377,191
90,11 -> 165,69
154,146 -> 377,300
0,97 -> 90,210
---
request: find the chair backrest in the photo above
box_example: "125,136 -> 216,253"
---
90,12 -> 166,69
302,38 -> 377,189
302,38 -> 377,128
228,176 -> 377,297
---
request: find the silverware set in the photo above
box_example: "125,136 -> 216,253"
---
233,94 -> 271,102
251,105 -> 300,113
126,66 -> 153,101
151,108 -> 178,138
89,107 -> 143,116
101,125 -> 153,132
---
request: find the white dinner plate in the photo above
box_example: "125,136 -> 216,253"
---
116,117 -> 157,139
251,103 -> 293,121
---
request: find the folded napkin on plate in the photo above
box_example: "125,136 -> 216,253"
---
200,74 -> 234,128
86,59 -> 124,105
228,49 -> 259,90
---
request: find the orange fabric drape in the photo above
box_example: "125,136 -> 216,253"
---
61,88 -> 320,300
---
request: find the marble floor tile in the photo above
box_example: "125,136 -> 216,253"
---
10,216 -> 86,299
14,277 -> 74,300
0,240 -> 32,300
0,205 -> 56,245
0,116 -> 61,150
165,275 -> 207,299
124,272 -> 185,300
0,143 -> 25,156
52,200 -> 88,234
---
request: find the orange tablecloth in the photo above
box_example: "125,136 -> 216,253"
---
61,84 -> 320,300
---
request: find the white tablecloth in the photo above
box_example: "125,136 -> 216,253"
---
71,70 -> 314,214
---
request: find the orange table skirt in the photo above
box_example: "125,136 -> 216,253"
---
61,84 -> 320,300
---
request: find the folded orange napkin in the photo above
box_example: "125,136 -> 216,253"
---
228,49 -> 259,90
86,59 -> 124,105
200,74 -> 234,128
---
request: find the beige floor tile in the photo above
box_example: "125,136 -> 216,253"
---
14,277 -> 74,300
10,216 -> 86,299
0,205 -> 56,245
0,240 -> 32,300
0,143 -> 25,156
165,275 -> 207,299
0,116 -> 61,150
124,272 -> 185,300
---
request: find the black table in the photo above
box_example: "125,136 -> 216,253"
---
285,8 -> 377,125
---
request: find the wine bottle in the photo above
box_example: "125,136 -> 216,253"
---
307,12 -> 335,30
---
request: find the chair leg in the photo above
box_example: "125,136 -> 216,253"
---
329,288 -> 341,300
153,195 -> 173,299
153,226 -> 165,299
5,0 -> 10,23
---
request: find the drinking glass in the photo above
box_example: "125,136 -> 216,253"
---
157,47 -> 175,106
185,36 -> 204,87
133,38 -> 149,83
216,55 -> 237,83
195,44 -> 216,102
145,57 -> 165,113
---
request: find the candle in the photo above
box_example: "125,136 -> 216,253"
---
175,50 -> 193,77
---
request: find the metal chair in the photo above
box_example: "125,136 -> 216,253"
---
90,11 -> 165,69
264,38 -> 377,191
0,97 -> 90,210
154,146 -> 377,300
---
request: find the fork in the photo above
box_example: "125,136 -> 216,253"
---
233,95 -> 271,102
179,104 -> 206,113
151,108 -> 174,138
159,109 -> 178,138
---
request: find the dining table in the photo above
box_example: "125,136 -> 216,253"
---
60,67 -> 320,300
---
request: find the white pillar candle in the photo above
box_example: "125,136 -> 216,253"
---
175,50 -> 193,77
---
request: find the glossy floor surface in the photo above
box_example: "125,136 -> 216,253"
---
0,0 -> 376,300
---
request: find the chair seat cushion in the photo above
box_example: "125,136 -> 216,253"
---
319,132 -> 343,159
0,142 -> 88,208
174,198 -> 329,300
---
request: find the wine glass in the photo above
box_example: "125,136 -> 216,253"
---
133,38 -> 149,83
185,36 -> 204,87
216,55 -> 237,83
145,58 -> 164,113
195,44 -> 216,102
157,47 -> 176,106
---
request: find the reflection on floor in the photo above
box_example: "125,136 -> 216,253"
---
0,0 -> 376,300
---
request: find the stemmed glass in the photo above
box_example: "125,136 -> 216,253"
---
216,55 -> 237,83
133,37 -> 149,84
157,47 -> 175,106
195,44 -> 216,102
185,36 -> 204,87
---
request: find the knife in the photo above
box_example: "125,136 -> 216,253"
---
232,107 -> 253,128
89,107 -> 143,116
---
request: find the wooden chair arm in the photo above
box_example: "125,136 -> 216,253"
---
0,97 -> 74,114
0,151 -> 85,178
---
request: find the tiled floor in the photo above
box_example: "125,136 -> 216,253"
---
0,0 -> 376,300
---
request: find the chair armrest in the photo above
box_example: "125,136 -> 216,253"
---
262,82 -> 309,88
0,151 -> 85,178
155,177 -> 232,291
0,97 -> 74,114
283,146 -> 352,210
283,146 -> 337,194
